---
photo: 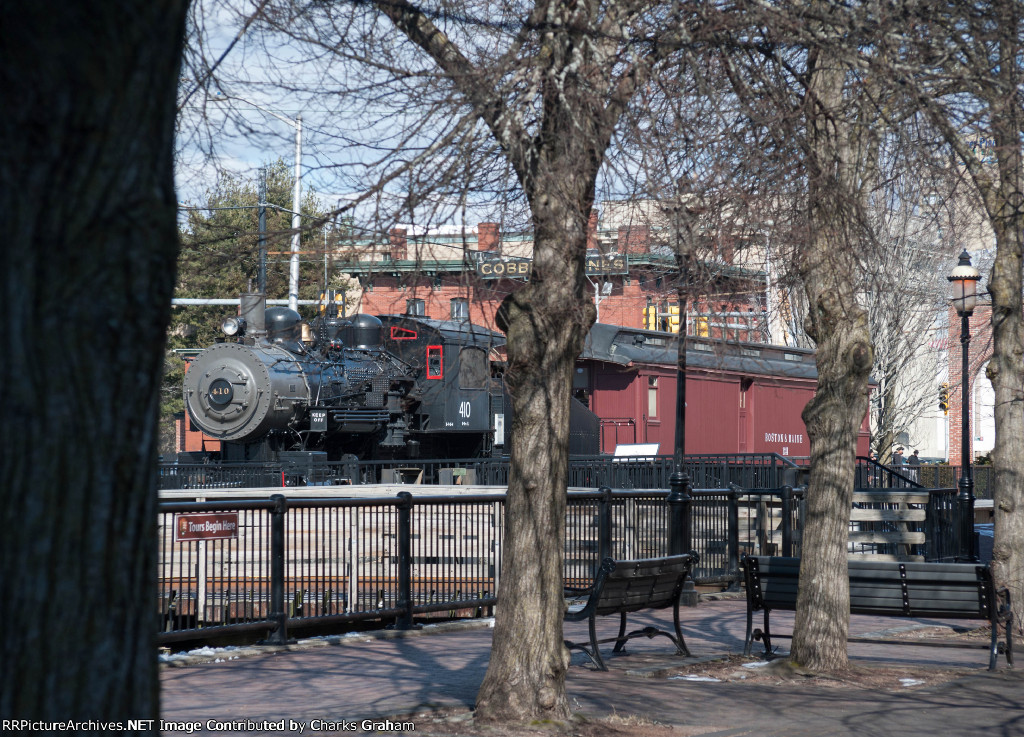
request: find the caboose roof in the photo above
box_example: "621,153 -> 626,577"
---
581,323 -> 819,380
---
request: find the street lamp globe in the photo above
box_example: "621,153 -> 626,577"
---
948,249 -> 980,316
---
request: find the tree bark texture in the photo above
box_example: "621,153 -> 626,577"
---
370,0 -> 652,720
476,181 -> 598,723
895,0 -> 1024,634
983,10 -> 1024,632
0,1 -> 187,726
987,191 -> 1024,635
790,44 -> 874,672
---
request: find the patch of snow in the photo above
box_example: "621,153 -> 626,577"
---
669,675 -> 722,682
158,645 -> 243,663
899,678 -> 925,687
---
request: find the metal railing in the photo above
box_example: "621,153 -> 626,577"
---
159,462 -> 286,490
853,459 -> 993,499
158,453 -> 800,490
846,487 -> 961,562
157,481 -> 969,644
158,493 -> 504,644
157,486 -> 781,643
914,464 -> 993,499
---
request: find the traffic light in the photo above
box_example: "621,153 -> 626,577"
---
938,383 -> 949,414
668,305 -> 681,333
643,305 -> 658,330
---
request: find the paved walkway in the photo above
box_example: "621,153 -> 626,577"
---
160,598 -> 1022,736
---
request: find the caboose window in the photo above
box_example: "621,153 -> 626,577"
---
648,376 -> 659,418
458,347 -> 488,388
427,345 -> 443,379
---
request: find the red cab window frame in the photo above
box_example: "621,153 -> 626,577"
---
426,345 -> 443,379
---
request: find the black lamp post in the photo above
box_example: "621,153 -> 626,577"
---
669,254 -> 692,554
947,249 -> 980,562
668,256 -> 696,604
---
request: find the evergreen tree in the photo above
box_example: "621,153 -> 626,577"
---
159,160 -> 345,455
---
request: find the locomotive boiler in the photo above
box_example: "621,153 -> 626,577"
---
184,298 -> 423,461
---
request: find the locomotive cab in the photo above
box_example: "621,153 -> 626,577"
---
379,315 -> 507,457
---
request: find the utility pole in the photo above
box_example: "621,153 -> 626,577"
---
258,167 -> 267,294
289,115 -> 302,312
211,93 -> 302,309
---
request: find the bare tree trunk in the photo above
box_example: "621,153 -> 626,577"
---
874,376 -> 898,465
364,0 -> 650,719
987,206 -> 1024,634
478,181 -> 597,721
880,0 -> 1024,633
790,43 -> 874,672
0,0 -> 186,725
985,14 -> 1024,630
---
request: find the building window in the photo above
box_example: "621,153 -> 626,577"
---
450,298 -> 469,320
406,298 -> 425,316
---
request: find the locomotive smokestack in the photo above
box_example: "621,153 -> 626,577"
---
240,293 -> 267,337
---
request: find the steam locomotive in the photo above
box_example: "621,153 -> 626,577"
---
182,294 -> 517,462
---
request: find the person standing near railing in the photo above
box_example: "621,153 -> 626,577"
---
906,449 -> 921,483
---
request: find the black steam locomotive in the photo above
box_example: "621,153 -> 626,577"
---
183,294 -> 512,462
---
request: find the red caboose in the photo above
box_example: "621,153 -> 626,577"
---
575,323 -> 870,458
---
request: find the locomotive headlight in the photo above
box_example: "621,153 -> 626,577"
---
221,316 -> 246,337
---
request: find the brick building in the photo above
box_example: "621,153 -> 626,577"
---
945,302 -> 995,464
339,208 -> 775,342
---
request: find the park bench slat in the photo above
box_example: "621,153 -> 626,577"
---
850,560 -> 983,576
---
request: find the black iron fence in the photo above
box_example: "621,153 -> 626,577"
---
853,458 -> 993,498
158,493 -> 505,644
913,464 -> 993,498
158,453 -> 801,491
157,482 -> 969,644
845,487 -> 962,561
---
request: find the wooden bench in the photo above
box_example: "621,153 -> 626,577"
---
564,553 -> 698,670
741,555 -> 1013,670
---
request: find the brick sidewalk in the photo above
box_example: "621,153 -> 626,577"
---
160,598 -> 1022,736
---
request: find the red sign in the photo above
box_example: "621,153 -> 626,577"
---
174,513 -> 239,542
